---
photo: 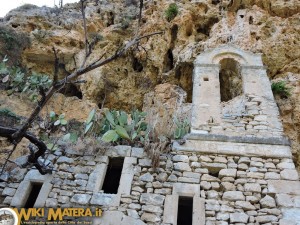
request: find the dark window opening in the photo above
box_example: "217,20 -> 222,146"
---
177,196 -> 193,225
239,15 -> 244,18
219,58 -> 243,102
163,49 -> 174,73
24,183 -> 43,208
102,158 -> 124,194
203,77 -> 209,81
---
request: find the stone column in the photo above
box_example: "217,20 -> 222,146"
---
191,64 -> 221,133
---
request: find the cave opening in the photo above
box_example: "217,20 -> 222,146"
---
132,57 -> 144,72
175,62 -> 193,103
163,49 -> 174,73
219,58 -> 243,102
102,158 -> 124,194
177,196 -> 193,225
24,183 -> 43,208
60,83 -> 83,99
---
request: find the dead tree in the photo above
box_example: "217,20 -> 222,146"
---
0,0 -> 161,175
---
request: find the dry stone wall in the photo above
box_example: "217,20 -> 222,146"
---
1,144 -> 300,225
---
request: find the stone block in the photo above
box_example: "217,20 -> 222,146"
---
45,198 -> 58,208
173,155 -> 189,162
141,212 -> 161,223
174,162 -> 191,171
256,215 -> 278,223
90,193 -> 120,206
2,187 -> 16,196
268,180 -> 300,195
183,172 -> 201,179
173,183 -> 200,196
222,191 -> 245,201
139,159 -> 152,167
244,183 -> 261,193
280,169 -> 299,180
106,145 -> 131,157
57,156 -> 74,164
276,194 -> 294,207
235,201 -> 255,210
131,148 -> 145,158
277,162 -> 295,169
140,193 -> 165,205
70,194 -> 91,205
260,195 -> 276,208
230,212 -> 249,223
219,169 -> 237,178
265,172 -> 280,180
178,177 -> 200,183
201,174 -> 220,182
142,205 -> 163,214
139,173 -> 154,182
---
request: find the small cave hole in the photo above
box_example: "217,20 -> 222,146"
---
219,58 -> 243,102
212,0 -> 221,5
132,57 -> 143,72
24,183 -> 43,208
209,170 -> 220,178
177,196 -> 193,225
163,49 -> 174,73
60,83 -> 83,99
239,15 -> 244,18
102,158 -> 124,194
203,77 -> 209,81
171,24 -> 178,46
249,16 -> 253,24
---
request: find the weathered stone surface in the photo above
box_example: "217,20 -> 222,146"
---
142,205 -> 163,214
2,187 -> 16,196
282,208 -> 300,223
276,194 -> 294,207
173,155 -> 189,162
265,172 -> 280,180
140,193 -> 165,206
244,183 -> 261,193
174,162 -> 191,172
230,212 -> 249,223
277,162 -> 295,169
139,173 -> 154,182
260,195 -> 276,208
235,201 -> 255,210
70,194 -> 91,205
280,169 -> 299,180
57,156 -> 74,164
141,212 -> 161,223
131,148 -> 145,158
202,174 -> 220,182
256,215 -> 278,223
45,198 -> 58,208
219,169 -> 237,178
268,180 -> 300,195
223,191 -> 245,201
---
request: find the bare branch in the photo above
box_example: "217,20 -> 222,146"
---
52,47 -> 59,84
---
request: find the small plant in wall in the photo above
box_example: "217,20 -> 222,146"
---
165,3 -> 179,22
173,117 -> 190,139
271,81 -> 291,98
101,109 -> 148,145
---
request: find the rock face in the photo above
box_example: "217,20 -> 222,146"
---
0,1 -> 299,167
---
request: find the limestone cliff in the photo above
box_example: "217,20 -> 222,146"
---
0,0 -> 299,167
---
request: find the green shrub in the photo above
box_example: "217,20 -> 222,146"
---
271,81 -> 291,98
100,109 -> 148,145
165,3 -> 179,22
0,58 -> 52,101
173,117 -> 190,139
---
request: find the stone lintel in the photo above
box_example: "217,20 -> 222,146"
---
173,140 -> 292,159
186,133 -> 290,146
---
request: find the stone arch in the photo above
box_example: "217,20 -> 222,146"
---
212,52 -> 247,65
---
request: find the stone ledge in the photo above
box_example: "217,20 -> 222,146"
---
173,140 -> 292,159
185,133 -> 290,146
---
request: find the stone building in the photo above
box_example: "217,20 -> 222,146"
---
1,45 -> 300,225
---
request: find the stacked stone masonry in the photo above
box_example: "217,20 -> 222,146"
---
1,145 -> 300,225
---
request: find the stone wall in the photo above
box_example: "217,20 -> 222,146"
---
1,144 -> 300,225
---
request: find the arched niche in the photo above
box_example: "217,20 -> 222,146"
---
219,58 -> 243,102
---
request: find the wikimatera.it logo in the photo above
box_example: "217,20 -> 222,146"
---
0,207 -> 103,225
